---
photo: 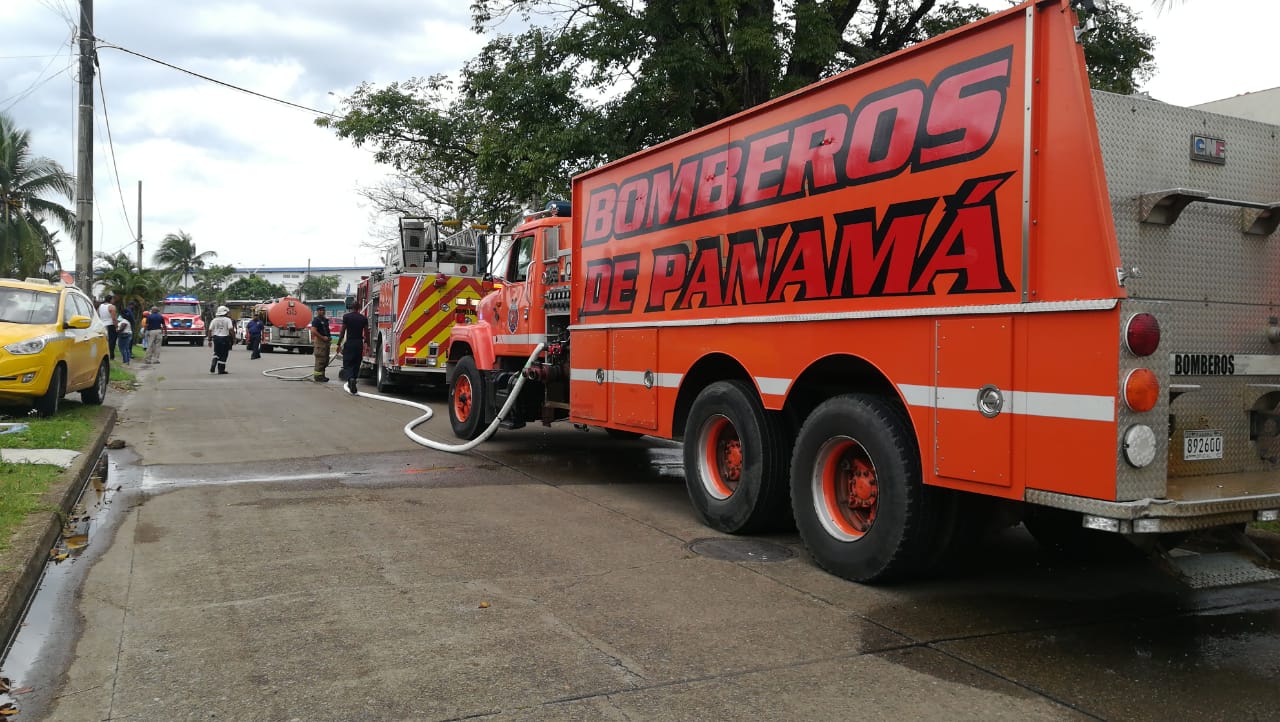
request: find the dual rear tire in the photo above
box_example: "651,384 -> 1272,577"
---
683,385 -> 944,583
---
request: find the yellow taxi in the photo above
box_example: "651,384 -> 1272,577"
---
0,277 -> 110,416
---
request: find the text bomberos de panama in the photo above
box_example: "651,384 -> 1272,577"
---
579,47 -> 1018,317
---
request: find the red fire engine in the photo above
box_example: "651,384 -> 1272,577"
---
446,0 -> 1280,586
354,217 -> 493,391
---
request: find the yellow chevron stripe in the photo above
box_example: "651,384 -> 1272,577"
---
397,279 -> 486,359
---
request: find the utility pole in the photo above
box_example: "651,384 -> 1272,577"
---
136,180 -> 143,270
74,0 -> 95,296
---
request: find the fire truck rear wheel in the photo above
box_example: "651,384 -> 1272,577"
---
449,355 -> 486,440
375,343 -> 395,393
790,393 -> 940,583
683,380 -> 791,534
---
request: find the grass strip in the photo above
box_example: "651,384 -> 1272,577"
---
0,462 -> 62,554
0,404 -> 98,450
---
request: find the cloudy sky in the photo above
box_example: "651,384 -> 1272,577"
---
0,0 -> 1273,273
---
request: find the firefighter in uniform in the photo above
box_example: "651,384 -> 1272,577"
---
311,306 -> 332,382
207,306 -> 235,375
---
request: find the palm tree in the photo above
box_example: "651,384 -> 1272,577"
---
0,112 -> 75,278
154,230 -> 216,289
95,251 -> 171,319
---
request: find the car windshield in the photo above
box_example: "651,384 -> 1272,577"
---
0,288 -> 59,324
162,303 -> 200,315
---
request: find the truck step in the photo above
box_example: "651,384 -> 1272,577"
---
1162,549 -> 1280,589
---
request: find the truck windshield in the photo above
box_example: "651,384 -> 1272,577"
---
511,235 -> 535,282
0,288 -> 59,324
162,303 -> 200,315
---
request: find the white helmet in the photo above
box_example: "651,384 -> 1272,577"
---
215,305 -> 229,316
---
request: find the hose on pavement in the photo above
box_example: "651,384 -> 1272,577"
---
349,343 -> 546,453
262,340 -> 548,454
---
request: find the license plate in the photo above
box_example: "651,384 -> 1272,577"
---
1183,430 -> 1224,461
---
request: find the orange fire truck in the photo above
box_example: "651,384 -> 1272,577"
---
446,0 -> 1280,585
355,217 -> 493,391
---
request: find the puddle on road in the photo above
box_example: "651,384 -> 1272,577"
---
0,451 -> 132,717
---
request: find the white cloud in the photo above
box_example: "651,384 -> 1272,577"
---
2,0 -> 480,272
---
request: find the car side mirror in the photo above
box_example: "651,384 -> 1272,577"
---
66,315 -> 92,329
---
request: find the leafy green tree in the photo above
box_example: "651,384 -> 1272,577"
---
1078,4 -> 1155,94
295,274 -> 341,300
192,264 -> 237,306
154,230 -> 217,290
224,275 -> 287,301
0,112 -> 75,278
325,1 -> 1155,221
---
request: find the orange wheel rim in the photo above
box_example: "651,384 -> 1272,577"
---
697,415 -> 741,500
812,437 -> 877,541
454,375 -> 473,422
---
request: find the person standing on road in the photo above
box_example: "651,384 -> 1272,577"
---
310,306 -> 332,382
116,314 -> 134,365
143,306 -> 165,364
337,298 -> 368,396
246,312 -> 264,359
207,305 -> 235,375
97,295 -> 119,360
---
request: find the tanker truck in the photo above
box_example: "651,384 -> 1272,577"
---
445,0 -> 1280,587
254,296 -> 314,354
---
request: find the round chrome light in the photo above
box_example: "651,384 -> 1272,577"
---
1123,424 -> 1157,468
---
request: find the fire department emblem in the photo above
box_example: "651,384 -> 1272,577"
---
507,306 -> 519,333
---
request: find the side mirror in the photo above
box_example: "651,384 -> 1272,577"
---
66,315 -> 92,330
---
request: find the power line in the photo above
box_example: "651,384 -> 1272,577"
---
0,26 -> 75,111
97,41 -> 341,119
96,62 -> 135,247
36,0 -> 75,31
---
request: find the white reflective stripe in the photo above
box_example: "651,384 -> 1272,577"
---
898,384 -> 1115,422
898,384 -> 934,408
392,276 -> 423,335
569,368 -> 682,388
654,372 -> 682,388
495,334 -> 548,345
612,370 -> 647,385
1011,391 -> 1114,422
755,377 -> 790,395
570,299 -> 1117,331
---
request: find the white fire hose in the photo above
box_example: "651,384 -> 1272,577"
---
264,342 -> 547,453
362,343 -> 546,453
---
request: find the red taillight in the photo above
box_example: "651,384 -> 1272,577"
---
1124,368 -> 1160,412
1124,313 -> 1161,356
435,274 -> 448,287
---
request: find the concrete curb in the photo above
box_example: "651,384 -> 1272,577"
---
0,406 -> 116,650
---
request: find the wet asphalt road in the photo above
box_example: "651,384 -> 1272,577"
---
3,343 -> 1280,720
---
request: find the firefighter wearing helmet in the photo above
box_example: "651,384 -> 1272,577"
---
207,305 -> 236,375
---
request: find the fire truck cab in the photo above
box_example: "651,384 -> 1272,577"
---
159,295 -> 204,346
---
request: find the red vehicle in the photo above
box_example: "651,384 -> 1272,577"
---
159,295 -> 204,346
446,0 -> 1280,586
308,298 -> 346,336
254,296 -> 313,354
353,217 -> 493,391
